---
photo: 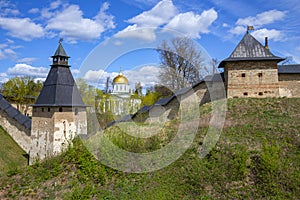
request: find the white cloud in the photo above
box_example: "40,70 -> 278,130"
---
229,27 -> 285,42
45,3 -> 115,43
123,0 -> 161,7
50,0 -> 62,10
28,8 -> 39,14
3,48 -> 16,57
252,28 -> 284,42
115,25 -> 156,41
0,17 -> 45,41
0,1 -> 20,16
123,65 -> 161,87
127,0 -> 177,27
83,65 -> 161,89
229,25 -> 246,35
83,69 -> 118,84
7,63 -> 49,77
116,1 -> 217,41
16,57 -> 37,64
0,39 -> 22,60
94,2 -> 115,30
0,43 -> 7,48
222,23 -> 229,27
0,72 -> 8,84
229,10 -> 286,39
164,9 -> 218,38
115,0 -> 177,41
3,8 -> 20,16
236,10 -> 286,28
41,8 -> 54,18
0,44 -> 17,60
41,0 -> 63,18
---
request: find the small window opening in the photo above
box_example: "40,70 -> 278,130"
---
75,108 -> 78,115
259,92 -> 263,96
42,107 -> 44,112
243,92 -> 248,96
241,73 -> 246,77
63,121 -> 66,135
258,73 -> 263,78
48,107 -> 51,112
59,107 -> 63,112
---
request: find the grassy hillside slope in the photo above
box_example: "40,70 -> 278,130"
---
0,98 -> 299,199
0,126 -> 27,176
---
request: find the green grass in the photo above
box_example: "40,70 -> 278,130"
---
0,125 -> 27,175
0,98 -> 299,199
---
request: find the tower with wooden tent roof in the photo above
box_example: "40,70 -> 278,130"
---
219,27 -> 284,98
30,39 -> 87,164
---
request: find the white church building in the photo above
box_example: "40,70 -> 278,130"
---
102,69 -> 141,116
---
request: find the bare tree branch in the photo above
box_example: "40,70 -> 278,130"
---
157,37 -> 206,91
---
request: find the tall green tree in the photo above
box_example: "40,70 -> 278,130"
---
1,76 -> 43,115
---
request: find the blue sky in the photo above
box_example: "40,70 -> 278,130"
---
0,0 -> 299,88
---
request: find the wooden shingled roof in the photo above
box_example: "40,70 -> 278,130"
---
219,31 -> 284,68
33,42 -> 85,107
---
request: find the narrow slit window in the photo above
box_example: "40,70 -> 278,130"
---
258,73 -> 263,78
59,107 -> 63,112
48,107 -> 51,112
243,92 -> 248,96
242,73 -> 246,77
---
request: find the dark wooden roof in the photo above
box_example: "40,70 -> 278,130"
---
219,32 -> 284,68
278,64 -> 300,74
34,43 -> 85,107
0,93 -> 31,131
52,42 -> 69,58
154,96 -> 176,106
134,73 -> 224,113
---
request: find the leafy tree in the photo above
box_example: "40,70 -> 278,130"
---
76,78 -> 95,107
1,76 -> 43,115
157,37 -> 207,92
141,91 -> 161,106
76,78 -> 116,128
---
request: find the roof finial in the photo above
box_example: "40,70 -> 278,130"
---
265,37 -> 269,50
59,38 -> 63,44
247,25 -> 254,33
120,67 -> 123,75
